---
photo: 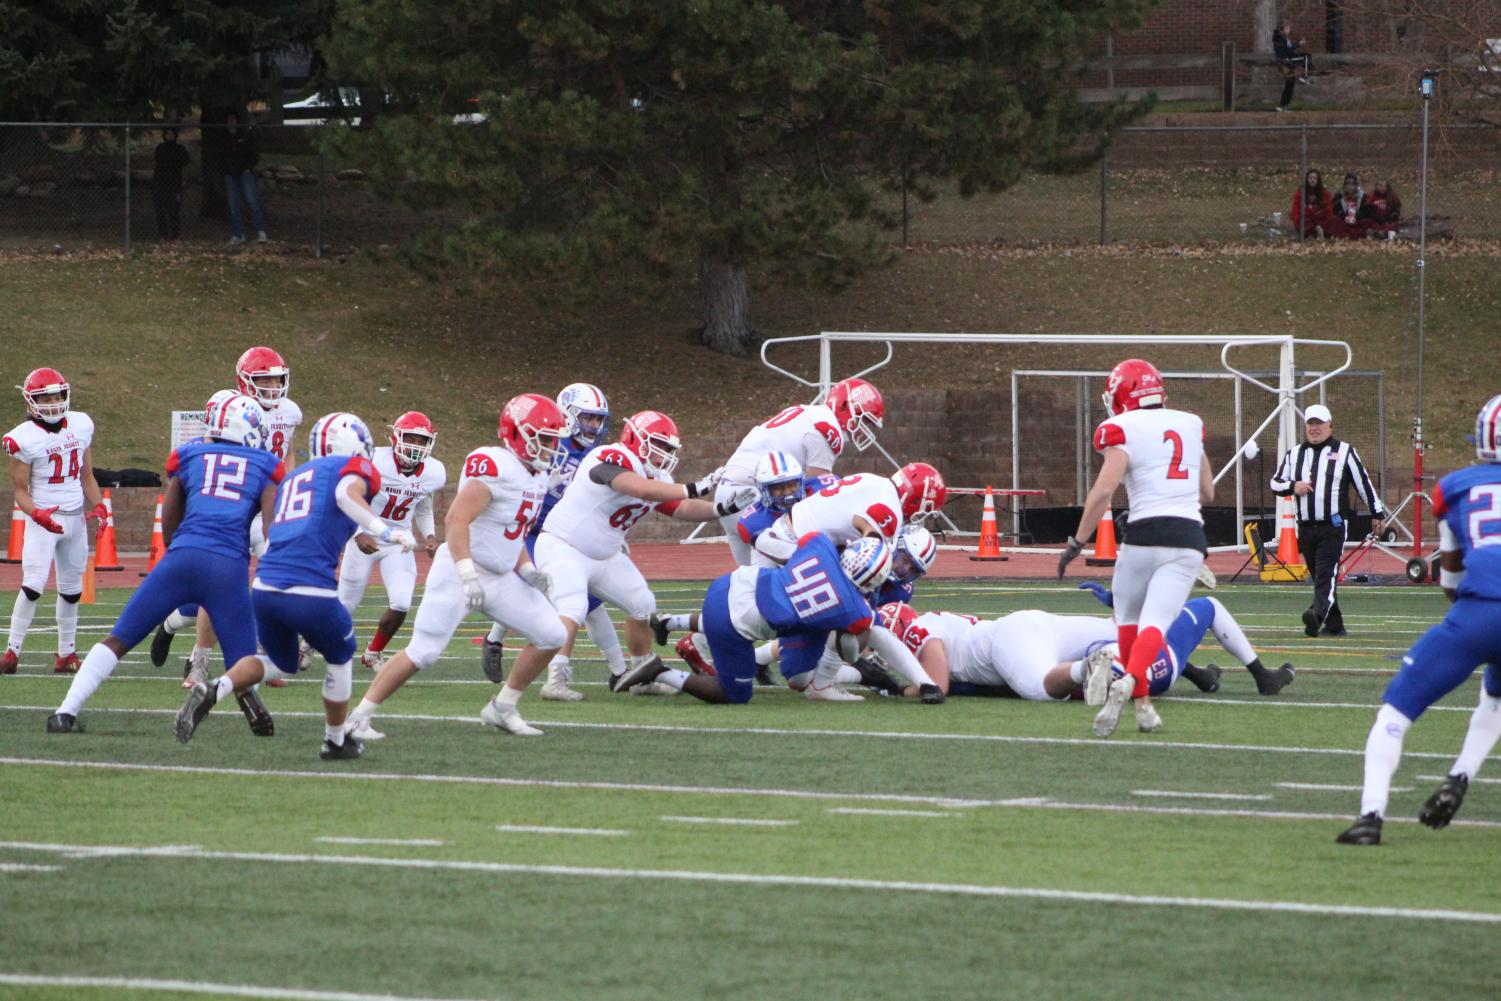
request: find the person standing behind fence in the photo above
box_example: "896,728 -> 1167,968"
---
151,127 -> 190,241
1269,404 -> 1387,638
223,112 -> 267,247
1272,21 -> 1313,112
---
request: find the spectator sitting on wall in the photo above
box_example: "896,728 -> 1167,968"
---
1290,169 -> 1333,238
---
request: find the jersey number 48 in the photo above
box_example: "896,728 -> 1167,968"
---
786,557 -> 840,619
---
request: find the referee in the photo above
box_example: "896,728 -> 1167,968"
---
1270,404 -> 1387,637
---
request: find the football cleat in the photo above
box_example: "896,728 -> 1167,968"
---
181,652 -> 209,689
345,716 -> 385,742
360,648 -> 386,672
1181,662 -> 1222,694
174,682 -> 218,743
53,653 -> 80,675
612,655 -> 667,693
320,735 -> 364,760
754,665 -> 776,687
650,614 -> 673,648
479,699 -> 543,736
1418,774 -> 1469,829
631,681 -> 681,697
804,682 -> 864,702
674,634 -> 716,676
0,649 -> 16,674
539,661 -> 585,702
234,689 -> 275,737
1134,697 -> 1163,733
149,623 -> 176,667
853,655 -> 904,696
45,712 -> 78,733
1335,812 -> 1383,846
1301,609 -> 1320,638
298,642 -> 314,670
1194,563 -> 1218,590
480,638 -> 506,684
1093,676 -> 1135,738
1256,663 -> 1296,696
1083,645 -> 1118,707
918,683 -> 946,705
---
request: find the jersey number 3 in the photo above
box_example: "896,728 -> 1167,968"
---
1162,430 -> 1189,480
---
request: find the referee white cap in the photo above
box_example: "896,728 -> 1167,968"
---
1304,404 -> 1332,423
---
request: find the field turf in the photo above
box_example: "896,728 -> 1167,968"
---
1,578 -> 1497,1000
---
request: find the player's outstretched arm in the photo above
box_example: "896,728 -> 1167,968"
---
591,462 -> 693,504
336,475 -> 415,552
670,485 -> 759,523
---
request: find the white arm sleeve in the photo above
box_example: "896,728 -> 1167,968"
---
413,494 -> 436,538
754,519 -> 798,563
335,474 -> 387,536
865,626 -> 935,688
1439,520 -> 1461,553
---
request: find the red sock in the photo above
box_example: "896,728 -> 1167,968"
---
368,629 -> 391,653
1124,626 -> 1163,699
1116,624 -> 1138,666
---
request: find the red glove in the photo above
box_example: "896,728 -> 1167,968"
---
29,505 -> 64,534
87,502 -> 108,526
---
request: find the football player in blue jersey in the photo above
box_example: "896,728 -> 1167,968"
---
1075,582 -> 1296,702
477,382 -> 632,699
47,394 -> 284,733
1338,394 -> 1501,846
624,534 -> 942,704
174,412 -> 415,759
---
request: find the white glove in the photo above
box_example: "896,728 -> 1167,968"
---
379,526 -> 417,553
687,465 -> 726,499
519,565 -> 551,597
714,485 -> 759,518
456,558 -> 485,612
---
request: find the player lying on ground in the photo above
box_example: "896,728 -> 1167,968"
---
1336,393 -> 1501,846
47,394 -> 282,734
174,412 -> 415,759
1075,582 -> 1295,701
623,534 -> 944,704
3,367 -> 107,676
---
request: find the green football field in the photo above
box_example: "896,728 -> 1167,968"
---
1,578 -> 1498,1001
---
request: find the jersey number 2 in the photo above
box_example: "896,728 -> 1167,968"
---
1469,484 -> 1501,549
1162,431 -> 1189,480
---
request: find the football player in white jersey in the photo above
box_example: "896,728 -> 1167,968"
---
1058,359 -> 1215,737
753,461 -> 947,566
537,409 -> 757,691
343,394 -> 571,740
337,411 -> 445,670
2,368 -> 107,675
714,377 -> 885,565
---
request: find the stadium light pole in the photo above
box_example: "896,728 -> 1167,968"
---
1410,68 -> 1437,572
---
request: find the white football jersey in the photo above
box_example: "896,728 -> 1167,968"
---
543,444 -> 675,560
457,446 -> 547,575
770,473 -> 902,548
722,403 -> 845,484
900,611 -> 988,680
370,446 -> 446,532
1094,407 -> 1205,523
259,397 -> 304,461
3,412 -> 96,511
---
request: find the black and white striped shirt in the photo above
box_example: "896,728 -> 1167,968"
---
1270,437 -> 1385,523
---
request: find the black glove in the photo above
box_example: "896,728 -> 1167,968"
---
714,485 -> 758,518
1056,536 -> 1085,578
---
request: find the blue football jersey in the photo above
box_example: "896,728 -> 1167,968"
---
256,455 -> 381,590
1434,464 -> 1501,600
874,577 -> 915,607
532,439 -> 594,536
165,440 -> 284,559
735,502 -> 781,546
754,534 -> 874,635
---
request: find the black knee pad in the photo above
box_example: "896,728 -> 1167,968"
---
21,586 -> 41,602
60,592 -> 82,605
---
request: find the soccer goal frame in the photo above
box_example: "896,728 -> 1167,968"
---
750,331 -> 1354,553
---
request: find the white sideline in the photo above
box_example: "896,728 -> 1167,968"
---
828,807 -> 956,818
2,841 -> 1498,926
1277,783 -> 1412,793
0,974 -> 488,1001
660,816 -> 798,827
495,824 -> 628,837
1131,790 -> 1273,801
315,837 -> 445,847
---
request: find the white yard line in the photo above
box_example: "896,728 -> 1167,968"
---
1011,799 -> 1501,829
1276,783 -> 1412,793
1417,774 -> 1499,784
827,807 -> 956,818
314,837 -> 445,847
0,974 -> 492,1001
495,824 -> 628,837
1131,790 -> 1273,801
0,863 -> 60,873
0,841 -> 1497,926
660,816 -> 799,827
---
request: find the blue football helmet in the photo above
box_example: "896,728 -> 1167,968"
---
557,382 -> 611,449
754,450 -> 806,514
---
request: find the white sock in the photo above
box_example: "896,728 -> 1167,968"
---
658,669 -> 689,691
810,652 -> 844,690
164,609 -> 194,634
1068,659 -> 1088,684
1359,704 -> 1412,817
191,645 -> 212,662
7,591 -> 38,652
497,685 -> 523,707
55,597 -> 79,655
486,623 -> 506,644
1207,598 -> 1257,666
546,655 -> 570,683
833,665 -> 862,685
214,674 -> 235,701
352,697 -> 381,720
325,723 -> 345,745
754,642 -> 778,667
584,604 -> 627,675
56,644 -> 118,716
1452,691 -> 1501,779
663,613 -> 694,632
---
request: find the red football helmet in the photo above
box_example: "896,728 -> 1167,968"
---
500,394 -> 569,472
1103,359 -> 1165,417
620,410 -> 682,476
236,346 -> 290,408
878,601 -> 920,646
825,377 -> 884,451
390,411 -> 437,470
892,462 -> 947,522
21,367 -> 70,422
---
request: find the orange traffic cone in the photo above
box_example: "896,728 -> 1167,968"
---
1085,509 -> 1118,566
81,553 -> 97,605
1263,498 -> 1309,581
140,494 -> 165,577
969,486 -> 1006,562
2,503 -> 22,564
94,489 -> 123,571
